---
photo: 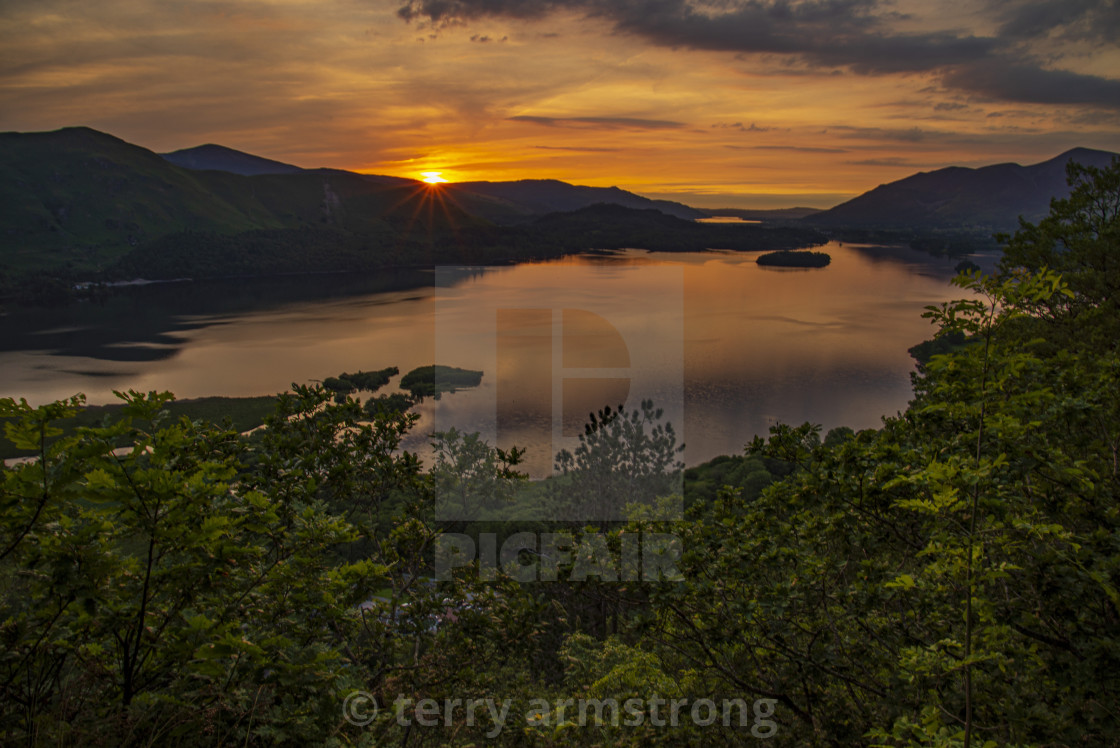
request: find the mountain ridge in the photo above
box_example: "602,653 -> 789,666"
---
162,144 -> 306,176
158,142 -> 701,221
446,178 -> 704,221
0,126 -> 821,296
809,147 -> 1118,231
3,125 -> 1116,297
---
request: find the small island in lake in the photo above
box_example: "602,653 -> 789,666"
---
756,250 -> 832,268
322,366 -> 399,394
400,365 -> 484,399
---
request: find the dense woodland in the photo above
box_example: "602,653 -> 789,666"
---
1,160 -> 1118,746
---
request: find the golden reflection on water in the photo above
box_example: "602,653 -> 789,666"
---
0,243 -> 973,466
678,244 -> 967,463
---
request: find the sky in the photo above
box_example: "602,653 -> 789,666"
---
1,0 -> 1118,208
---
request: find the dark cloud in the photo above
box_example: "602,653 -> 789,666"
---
984,108 -> 1041,119
1070,109 -> 1120,127
807,32 -> 992,75
398,0 -> 560,23
713,121 -> 774,132
397,0 -> 993,73
993,0 -> 1120,44
944,60 -> 1120,110
827,125 -> 930,142
509,115 -> 686,129
397,0 -> 1120,109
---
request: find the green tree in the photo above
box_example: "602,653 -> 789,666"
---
551,401 -> 684,524
999,157 -> 1120,343
0,390 -> 369,744
430,427 -> 525,524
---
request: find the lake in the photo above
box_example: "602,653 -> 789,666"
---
0,243 -> 990,473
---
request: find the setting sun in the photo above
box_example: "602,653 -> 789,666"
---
421,171 -> 449,184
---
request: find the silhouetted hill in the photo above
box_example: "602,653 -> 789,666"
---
0,127 -> 484,280
159,144 -> 702,224
161,144 -> 305,176
163,147 -> 420,188
702,207 -> 822,221
161,144 -> 700,223
0,127 -> 282,274
529,203 -> 824,252
809,148 -> 1118,231
0,127 -> 824,297
448,179 -> 705,223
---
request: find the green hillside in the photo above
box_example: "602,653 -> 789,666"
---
0,127 -> 282,273
0,127 -> 491,288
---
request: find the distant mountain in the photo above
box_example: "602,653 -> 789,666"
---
329,169 -> 420,187
701,207 -> 822,221
528,203 -> 822,252
161,144 -> 305,176
0,127 -> 281,272
447,179 -> 704,223
162,146 -> 420,188
809,148 -> 1118,232
160,147 -> 701,223
0,126 -> 485,278
0,127 -> 823,295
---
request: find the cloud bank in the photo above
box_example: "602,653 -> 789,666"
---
397,0 -> 1120,109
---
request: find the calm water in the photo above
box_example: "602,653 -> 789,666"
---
0,243 -> 988,471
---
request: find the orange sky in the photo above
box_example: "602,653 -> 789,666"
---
2,0 -> 1118,208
